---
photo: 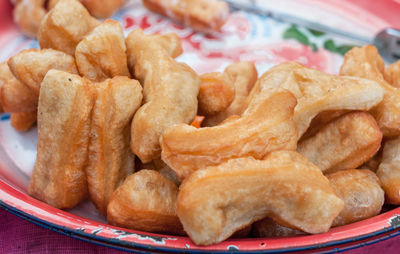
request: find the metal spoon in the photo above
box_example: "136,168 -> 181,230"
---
225,0 -> 400,63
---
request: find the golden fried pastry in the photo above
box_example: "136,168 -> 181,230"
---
204,62 -> 258,126
327,169 -> 384,227
190,115 -> 205,128
0,62 -> 37,113
360,148 -> 383,172
376,137 -> 400,204
142,0 -> 229,33
107,170 -> 185,235
384,60 -> 400,88
250,62 -> 384,138
340,45 -> 400,137
75,19 -> 130,82
252,218 -> 305,238
299,110 -> 349,141
86,76 -> 142,215
8,49 -> 78,95
161,88 -> 298,180
198,72 -> 234,116
177,151 -> 344,245
13,0 -> 46,38
126,29 -> 200,163
29,70 -> 94,209
80,0 -> 125,18
38,0 -> 100,55
10,111 -> 37,131
298,112 -> 382,174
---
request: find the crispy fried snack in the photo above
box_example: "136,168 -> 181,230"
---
142,0 -> 229,33
161,88 -> 298,180
252,218 -> 305,238
340,45 -> 400,137
198,72 -> 234,116
250,62 -> 384,138
13,0 -> 46,38
75,19 -> 130,82
376,137 -> 400,204
10,111 -> 37,131
86,77 -> 142,215
384,60 -> 400,88
204,62 -> 258,126
327,169 -> 384,227
38,0 -> 100,55
107,170 -> 185,235
29,70 -> 94,209
0,62 -> 37,113
80,0 -> 125,18
299,110 -> 349,141
360,148 -> 383,172
8,49 -> 78,95
126,29 -> 200,163
298,112 -> 382,174
177,152 -> 344,246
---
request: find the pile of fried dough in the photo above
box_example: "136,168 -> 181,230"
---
1,0 -> 400,247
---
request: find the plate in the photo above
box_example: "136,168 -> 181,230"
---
0,0 -> 400,252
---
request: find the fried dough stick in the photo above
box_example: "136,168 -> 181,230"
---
142,0 -> 229,33
38,0 -> 100,55
161,88 -> 298,180
29,70 -> 94,209
80,0 -> 125,18
177,151 -> 344,246
327,169 -> 384,227
13,0 -> 46,38
384,60 -> 400,88
86,77 -> 142,215
0,62 -> 37,113
249,62 -> 383,138
10,111 -> 38,131
107,170 -> 185,235
75,20 -> 130,82
204,62 -> 258,126
197,72 -> 234,116
298,112 -> 382,174
340,45 -> 400,137
126,29 -> 200,163
376,137 -> 400,204
8,49 -> 78,95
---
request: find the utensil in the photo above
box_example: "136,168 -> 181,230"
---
225,0 -> 400,63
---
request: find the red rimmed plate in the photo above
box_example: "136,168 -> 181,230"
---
1,0 -> 400,252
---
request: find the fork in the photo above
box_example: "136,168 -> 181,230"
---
225,0 -> 400,63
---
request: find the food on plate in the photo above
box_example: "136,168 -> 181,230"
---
197,72 -> 234,116
360,148 -> 383,172
384,60 -> 400,88
0,62 -> 37,113
80,0 -> 125,18
127,29 -> 200,163
86,77 -> 142,215
249,62 -> 384,138
177,152 -> 344,245
142,0 -> 230,33
13,0 -> 46,38
75,19 -> 130,82
252,218 -> 305,237
340,45 -> 400,137
161,88 -> 298,180
327,169 -> 384,227
107,170 -> 185,235
298,112 -> 382,174
29,70 -> 94,209
8,49 -> 78,94
376,137 -> 400,204
299,110 -> 349,141
10,111 -> 37,131
204,62 -> 258,126
38,0 -> 100,55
